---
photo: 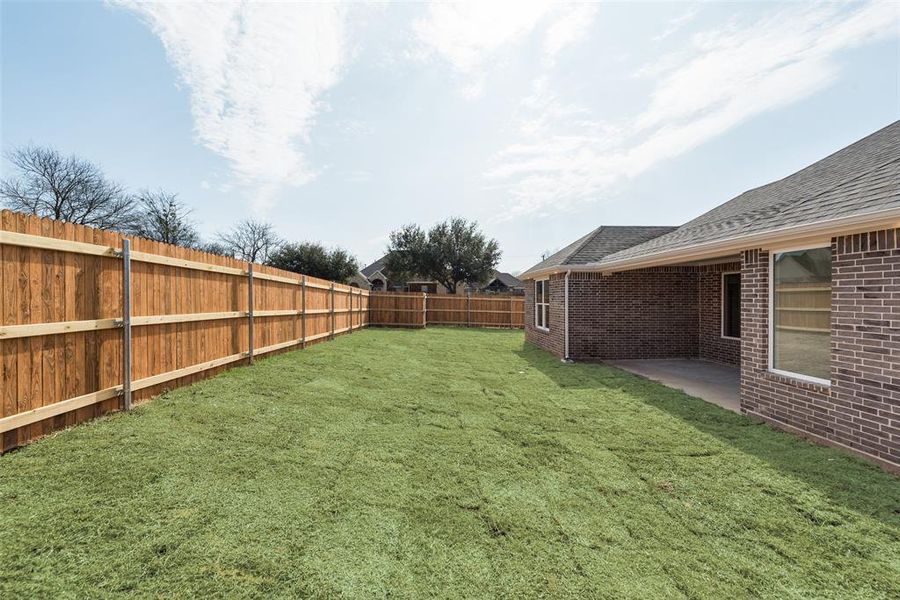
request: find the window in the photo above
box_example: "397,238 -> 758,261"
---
722,272 -> 741,338
534,279 -> 549,330
770,247 -> 831,383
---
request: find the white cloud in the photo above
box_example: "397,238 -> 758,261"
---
511,76 -> 594,141
543,3 -> 598,61
412,1 -> 591,98
653,7 -> 698,42
117,2 -> 348,211
488,1 -> 899,219
346,170 -> 373,183
413,2 -> 552,71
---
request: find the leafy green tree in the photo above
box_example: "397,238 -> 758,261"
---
385,217 -> 500,293
267,241 -> 359,283
197,241 -> 231,257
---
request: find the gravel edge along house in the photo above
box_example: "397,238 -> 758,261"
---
522,120 -> 900,471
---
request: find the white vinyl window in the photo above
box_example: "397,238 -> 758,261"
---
769,247 -> 831,384
534,279 -> 550,331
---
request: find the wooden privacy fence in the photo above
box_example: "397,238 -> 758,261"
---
368,292 -> 524,328
0,210 -> 369,451
774,282 -> 831,334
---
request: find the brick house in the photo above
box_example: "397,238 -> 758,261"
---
521,121 -> 900,470
362,255 -> 458,294
473,271 -> 525,295
362,256 -> 519,295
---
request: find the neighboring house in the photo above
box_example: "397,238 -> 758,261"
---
360,256 -> 393,291
405,280 -> 442,294
348,272 -> 371,289
477,271 -> 525,295
521,121 -> 900,470
361,254 -> 457,294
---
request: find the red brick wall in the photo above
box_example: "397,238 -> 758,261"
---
831,229 -> 900,466
698,262 -> 742,366
526,264 -> 740,363
741,229 -> 900,469
525,228 -> 899,469
567,269 -> 699,360
524,274 -> 565,357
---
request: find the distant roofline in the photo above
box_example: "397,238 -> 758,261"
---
522,206 -> 900,279
522,121 -> 899,279
520,225 -> 676,278
484,271 -> 524,288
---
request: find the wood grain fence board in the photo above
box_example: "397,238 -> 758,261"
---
0,229 -> 116,257
1,213 -> 473,451
0,210 -> 373,451
1,211 -> 16,447
25,214 -> 42,439
73,221 -> 91,425
368,292 -> 524,329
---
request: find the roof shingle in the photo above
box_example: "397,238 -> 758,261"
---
593,121 -> 900,266
523,120 -> 900,276
488,271 -> 524,288
521,226 -> 677,278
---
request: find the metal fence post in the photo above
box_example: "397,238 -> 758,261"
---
121,239 -> 132,411
330,282 -> 336,339
423,292 -> 427,328
301,275 -> 307,347
509,295 -> 514,329
466,292 -> 471,327
248,263 -> 254,364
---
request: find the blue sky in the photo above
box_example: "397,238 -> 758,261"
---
2,1 -> 898,273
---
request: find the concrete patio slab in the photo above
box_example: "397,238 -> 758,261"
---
606,359 -> 741,413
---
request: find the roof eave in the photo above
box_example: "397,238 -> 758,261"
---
521,207 -> 900,279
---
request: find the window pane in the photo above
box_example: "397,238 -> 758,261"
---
536,305 -> 543,328
723,273 -> 740,338
772,248 -> 831,380
541,281 -> 549,303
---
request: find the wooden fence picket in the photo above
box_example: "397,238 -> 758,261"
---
0,210 -> 523,451
368,291 -> 524,329
0,210 -> 370,450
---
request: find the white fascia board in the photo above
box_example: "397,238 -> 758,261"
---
525,207 -> 900,278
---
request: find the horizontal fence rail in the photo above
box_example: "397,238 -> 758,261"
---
0,210 -> 369,451
368,292 -> 524,329
1,210 -> 524,452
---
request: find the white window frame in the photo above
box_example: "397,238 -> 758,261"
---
721,271 -> 741,340
534,278 -> 550,332
767,245 -> 831,386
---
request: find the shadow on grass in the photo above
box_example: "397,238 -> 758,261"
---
516,341 -> 900,529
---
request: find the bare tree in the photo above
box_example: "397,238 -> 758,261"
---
0,145 -> 136,229
218,219 -> 281,263
197,241 -> 231,257
130,189 -> 200,247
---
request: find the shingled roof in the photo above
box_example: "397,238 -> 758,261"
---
523,121 -> 900,277
521,226 -> 677,278
486,271 -> 524,289
361,256 -> 387,279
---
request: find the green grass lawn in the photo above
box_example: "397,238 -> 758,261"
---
1,328 -> 898,599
